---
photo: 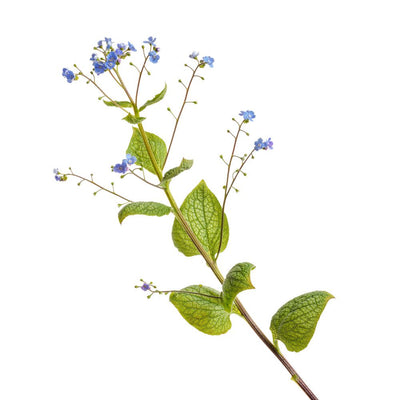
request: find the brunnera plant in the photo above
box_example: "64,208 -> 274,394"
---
57,36 -> 333,399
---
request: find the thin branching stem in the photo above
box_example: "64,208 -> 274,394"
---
135,53 -> 150,105
75,67 -> 130,114
226,150 -> 254,198
108,69 -> 124,88
215,122 -> 244,260
64,172 -> 132,203
163,62 -> 201,169
128,169 -> 162,189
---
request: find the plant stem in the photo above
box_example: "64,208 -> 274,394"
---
75,68 -> 130,114
163,63 -> 200,169
216,121 -> 244,260
135,125 -> 319,399
109,67 -> 319,400
233,298 -> 319,399
64,172 -> 132,203
165,184 -> 319,398
135,54 -> 150,106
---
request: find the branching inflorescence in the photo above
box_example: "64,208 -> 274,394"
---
57,36 -> 334,400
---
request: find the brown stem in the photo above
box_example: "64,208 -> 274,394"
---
64,172 -> 132,203
234,298 -> 319,400
215,121 -> 244,260
163,63 -> 200,169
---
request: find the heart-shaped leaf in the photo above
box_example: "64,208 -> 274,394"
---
171,180 -> 229,258
126,128 -> 167,175
270,291 -> 334,352
222,262 -> 255,312
170,285 -> 233,335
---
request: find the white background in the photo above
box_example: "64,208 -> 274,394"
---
1,1 -> 400,399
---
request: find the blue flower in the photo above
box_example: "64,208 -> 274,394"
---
117,43 -> 126,50
54,168 -> 66,181
128,42 -> 137,52
54,168 -> 61,181
124,154 -> 137,165
143,36 -> 156,46
189,51 -> 199,59
239,110 -> 256,122
254,137 -> 274,151
90,53 -> 98,61
115,48 -> 123,57
93,61 -> 107,75
107,51 -> 118,63
113,160 -> 128,174
201,56 -> 214,67
62,68 -> 75,83
104,37 -> 113,49
141,282 -> 151,291
263,138 -> 273,150
148,50 -> 160,64
105,51 -> 118,69
254,138 -> 264,151
97,40 -> 103,47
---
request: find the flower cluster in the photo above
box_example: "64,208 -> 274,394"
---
254,138 -> 273,151
112,153 -> 137,174
143,36 -> 160,64
239,110 -> 256,122
134,279 -> 157,295
91,37 -> 138,75
188,52 -> 215,68
201,56 -> 214,68
53,168 -> 67,181
62,68 -> 76,83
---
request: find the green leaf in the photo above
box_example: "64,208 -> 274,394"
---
126,127 -> 167,175
103,100 -> 133,108
222,262 -> 255,312
122,113 -> 146,125
159,158 -> 193,187
139,83 -> 167,112
270,291 -> 334,352
118,201 -> 172,224
170,285 -> 233,335
171,180 -> 229,258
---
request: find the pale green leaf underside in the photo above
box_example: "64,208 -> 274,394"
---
126,128 -> 167,175
270,291 -> 334,352
222,262 -> 255,312
139,83 -> 167,112
122,113 -> 146,125
170,285 -> 233,335
118,201 -> 172,224
103,100 -> 133,108
171,180 -> 229,258
160,158 -> 193,187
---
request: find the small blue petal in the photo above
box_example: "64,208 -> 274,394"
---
201,56 -> 214,67
128,42 -> 137,51
141,283 -> 151,291
62,68 -> 75,83
143,36 -> 156,45
148,50 -> 160,64
113,161 -> 128,173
